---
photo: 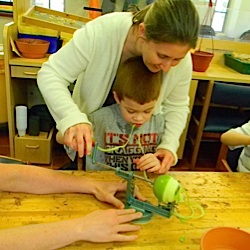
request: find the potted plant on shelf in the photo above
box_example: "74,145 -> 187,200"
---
191,0 -> 214,72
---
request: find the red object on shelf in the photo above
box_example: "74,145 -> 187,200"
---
15,38 -> 50,59
89,0 -> 101,19
191,0 -> 214,72
191,51 -> 214,72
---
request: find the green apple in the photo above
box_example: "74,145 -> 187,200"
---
153,175 -> 181,203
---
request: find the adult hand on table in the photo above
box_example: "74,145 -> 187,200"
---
154,149 -> 175,174
0,209 -> 142,249
63,123 -> 93,157
93,181 -> 146,209
79,209 -> 142,242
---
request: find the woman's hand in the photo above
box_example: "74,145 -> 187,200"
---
154,149 -> 174,173
79,209 -> 142,242
92,181 -> 146,209
134,153 -> 162,173
63,123 -> 93,157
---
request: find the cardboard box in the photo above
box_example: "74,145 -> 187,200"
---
15,128 -> 54,164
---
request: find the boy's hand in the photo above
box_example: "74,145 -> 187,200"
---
134,153 -> 162,173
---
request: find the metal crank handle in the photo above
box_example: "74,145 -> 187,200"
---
94,162 -> 154,184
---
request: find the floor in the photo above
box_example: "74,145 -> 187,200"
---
0,123 -> 219,171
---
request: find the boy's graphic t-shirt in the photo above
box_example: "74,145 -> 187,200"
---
86,104 -> 165,171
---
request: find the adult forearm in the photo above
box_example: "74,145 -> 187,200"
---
0,164 -> 128,209
37,36 -> 91,136
159,108 -> 189,164
0,209 -> 142,249
0,164 -> 95,194
0,219 -> 82,250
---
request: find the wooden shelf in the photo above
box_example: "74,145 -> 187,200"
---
22,5 -> 91,34
9,56 -> 48,67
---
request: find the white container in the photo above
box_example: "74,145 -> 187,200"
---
16,105 -> 27,136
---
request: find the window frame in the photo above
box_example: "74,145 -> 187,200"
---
211,0 -> 231,32
32,0 -> 65,12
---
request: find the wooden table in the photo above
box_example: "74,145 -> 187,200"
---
1,171 -> 250,250
192,62 -> 250,84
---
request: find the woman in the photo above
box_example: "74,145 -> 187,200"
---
37,0 -> 199,173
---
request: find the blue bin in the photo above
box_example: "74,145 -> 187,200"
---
18,33 -> 63,54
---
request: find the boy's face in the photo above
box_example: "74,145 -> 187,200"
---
115,96 -> 157,126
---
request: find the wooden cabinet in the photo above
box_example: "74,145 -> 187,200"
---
0,50 -> 7,123
11,66 -> 40,78
3,21 -> 50,162
15,128 -> 54,164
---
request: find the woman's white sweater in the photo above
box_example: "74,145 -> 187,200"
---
37,12 -> 192,164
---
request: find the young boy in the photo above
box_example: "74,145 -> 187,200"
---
220,120 -> 250,172
57,57 -> 166,173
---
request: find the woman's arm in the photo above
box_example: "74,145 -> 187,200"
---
0,209 -> 142,250
156,53 -> 192,169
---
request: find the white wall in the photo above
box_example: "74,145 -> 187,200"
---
224,0 -> 250,38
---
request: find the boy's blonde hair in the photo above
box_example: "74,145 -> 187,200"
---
113,57 -> 162,104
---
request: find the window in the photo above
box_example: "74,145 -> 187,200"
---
32,0 -> 64,12
212,0 -> 230,32
195,0 -> 231,33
